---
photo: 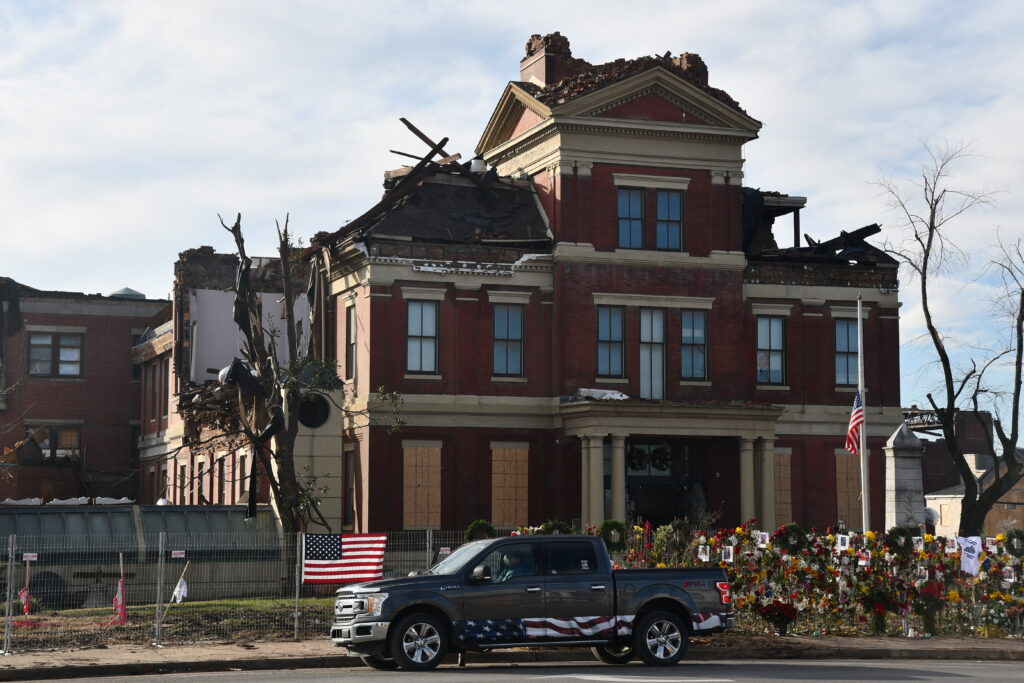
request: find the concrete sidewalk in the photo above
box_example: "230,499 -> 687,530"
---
0,635 -> 1022,681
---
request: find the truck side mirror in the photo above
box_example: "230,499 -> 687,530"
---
471,564 -> 492,582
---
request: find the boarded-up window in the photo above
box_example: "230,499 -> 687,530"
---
491,443 -> 529,527
774,447 -> 792,525
834,449 -> 862,528
403,441 -> 441,529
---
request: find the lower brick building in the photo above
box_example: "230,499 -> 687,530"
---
0,278 -> 165,500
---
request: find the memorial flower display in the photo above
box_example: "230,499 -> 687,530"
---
603,519 -> 1024,637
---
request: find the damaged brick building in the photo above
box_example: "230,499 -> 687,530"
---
309,33 -> 905,533
0,278 -> 165,500
131,247 -> 313,510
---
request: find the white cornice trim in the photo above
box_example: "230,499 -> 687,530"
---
744,283 -> 900,306
553,243 -> 746,271
400,286 -> 446,301
487,290 -> 533,304
830,305 -> 870,319
593,292 -> 714,309
612,173 -> 691,190
751,303 -> 793,316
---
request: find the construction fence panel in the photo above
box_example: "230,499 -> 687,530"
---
0,529 -> 477,652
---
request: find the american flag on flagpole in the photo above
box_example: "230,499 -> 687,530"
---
846,390 -> 864,455
302,533 -> 387,584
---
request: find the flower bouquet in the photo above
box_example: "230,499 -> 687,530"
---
758,598 -> 798,636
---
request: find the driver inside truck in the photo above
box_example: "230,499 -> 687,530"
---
495,550 -> 530,582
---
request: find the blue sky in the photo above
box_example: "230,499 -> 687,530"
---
2,1 -> 1023,417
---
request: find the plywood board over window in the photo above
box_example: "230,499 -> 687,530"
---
403,441 -> 441,529
491,442 -> 529,527
834,449 -> 862,529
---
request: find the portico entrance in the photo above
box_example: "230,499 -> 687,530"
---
560,400 -> 783,529
623,439 -> 706,526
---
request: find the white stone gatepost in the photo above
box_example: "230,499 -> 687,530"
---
884,423 -> 926,530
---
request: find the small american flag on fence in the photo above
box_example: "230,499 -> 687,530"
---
301,533 -> 387,584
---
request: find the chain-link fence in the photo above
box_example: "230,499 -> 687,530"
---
0,529 -> 475,653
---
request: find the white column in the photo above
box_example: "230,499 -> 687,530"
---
580,436 -> 591,525
759,438 -> 777,529
610,434 -> 627,523
588,435 -> 606,527
740,437 -> 755,524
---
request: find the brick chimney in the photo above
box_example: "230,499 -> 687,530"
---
519,32 -> 588,87
673,52 -> 708,86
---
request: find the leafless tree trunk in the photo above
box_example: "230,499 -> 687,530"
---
882,142 -> 1022,536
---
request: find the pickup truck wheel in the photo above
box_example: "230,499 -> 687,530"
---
359,654 -> 398,670
591,641 -> 633,664
633,611 -> 688,666
389,612 -> 449,670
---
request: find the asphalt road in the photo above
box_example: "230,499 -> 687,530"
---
37,660 -> 1024,683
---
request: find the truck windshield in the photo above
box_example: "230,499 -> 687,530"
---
425,539 -> 492,575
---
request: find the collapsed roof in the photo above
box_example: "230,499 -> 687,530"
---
315,153 -> 550,250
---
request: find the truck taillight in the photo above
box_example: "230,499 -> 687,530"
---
715,581 -> 731,604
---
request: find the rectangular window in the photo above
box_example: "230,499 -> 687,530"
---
680,310 -> 707,379
406,301 -> 438,373
545,541 -> 598,576
639,308 -> 665,399
345,305 -> 356,381
149,364 -> 158,421
835,319 -> 858,386
756,316 -> 786,384
28,333 -> 83,377
217,457 -> 226,504
655,190 -> 682,250
30,425 -> 81,459
179,464 -> 187,503
617,188 -> 644,249
343,447 -> 356,527
596,306 -> 624,377
160,357 -> 170,418
238,454 -> 248,494
493,304 -> 524,376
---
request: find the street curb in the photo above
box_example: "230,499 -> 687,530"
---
2,644 -> 1023,680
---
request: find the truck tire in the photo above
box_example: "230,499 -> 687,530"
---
389,612 -> 449,670
633,610 -> 688,666
360,654 -> 398,670
591,641 -> 634,664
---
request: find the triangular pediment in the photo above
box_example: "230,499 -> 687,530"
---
597,91 -> 711,126
476,83 -> 552,155
555,66 -> 760,133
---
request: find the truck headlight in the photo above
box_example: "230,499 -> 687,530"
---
363,592 -> 389,616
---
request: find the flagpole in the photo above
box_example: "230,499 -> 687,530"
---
857,293 -> 870,532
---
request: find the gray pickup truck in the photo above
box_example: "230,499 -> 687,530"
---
331,534 -> 732,670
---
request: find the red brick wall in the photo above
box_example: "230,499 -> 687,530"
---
0,299 -> 161,499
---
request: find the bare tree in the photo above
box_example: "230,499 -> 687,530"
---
882,142 -> 1022,536
179,214 -> 400,535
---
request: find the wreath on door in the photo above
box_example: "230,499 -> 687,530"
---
650,447 -> 672,472
627,446 -> 647,471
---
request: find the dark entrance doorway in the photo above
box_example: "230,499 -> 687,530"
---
623,438 -> 706,526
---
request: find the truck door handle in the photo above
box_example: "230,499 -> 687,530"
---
591,584 -> 607,591
525,586 -> 541,593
